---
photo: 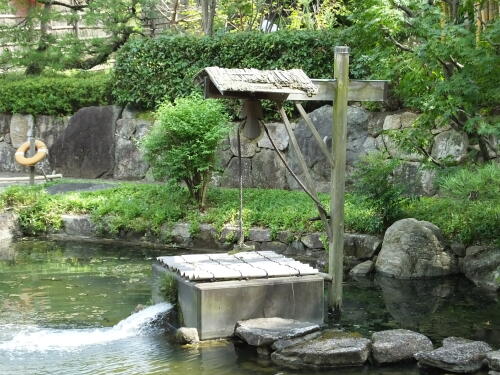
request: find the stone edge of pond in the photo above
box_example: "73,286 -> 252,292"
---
230,320 -> 498,373
3,211 -> 499,292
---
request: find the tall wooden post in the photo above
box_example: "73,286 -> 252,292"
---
329,46 -> 349,313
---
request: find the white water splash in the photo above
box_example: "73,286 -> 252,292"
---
0,302 -> 171,352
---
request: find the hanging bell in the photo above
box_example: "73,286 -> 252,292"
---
241,99 -> 263,139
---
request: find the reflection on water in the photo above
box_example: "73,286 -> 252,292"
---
0,239 -> 498,375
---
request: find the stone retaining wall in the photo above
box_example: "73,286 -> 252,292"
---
0,104 -> 490,194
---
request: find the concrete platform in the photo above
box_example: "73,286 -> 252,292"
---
154,252 -> 325,340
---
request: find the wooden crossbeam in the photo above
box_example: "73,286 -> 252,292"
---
287,79 -> 388,102
203,76 -> 388,103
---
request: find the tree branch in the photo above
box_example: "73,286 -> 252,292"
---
35,0 -> 87,11
390,0 -> 414,18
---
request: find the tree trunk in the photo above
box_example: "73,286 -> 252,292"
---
26,1 -> 51,75
202,0 -> 216,35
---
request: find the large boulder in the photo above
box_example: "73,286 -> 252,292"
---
0,211 -> 20,244
251,149 -> 288,189
0,113 -> 12,135
271,332 -> 371,369
371,329 -> 433,364
10,114 -> 34,148
219,157 -> 252,188
0,142 -> 22,172
344,233 -> 381,259
462,246 -> 500,291
431,130 -> 468,163
286,105 -> 371,192
375,218 -> 459,278
415,337 -> 492,373
113,118 -> 152,179
257,122 -> 289,151
487,350 -> 500,371
49,105 -> 122,178
393,161 -> 437,196
234,317 -> 320,347
35,115 -> 70,148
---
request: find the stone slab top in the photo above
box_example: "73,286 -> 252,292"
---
157,251 -> 319,281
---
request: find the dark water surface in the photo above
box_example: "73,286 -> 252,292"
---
0,239 -> 498,375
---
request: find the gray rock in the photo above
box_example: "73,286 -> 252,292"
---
271,334 -> 371,369
487,350 -> 500,371
234,317 -> 320,347
0,113 -> 11,135
271,331 -> 322,351
451,242 -> 467,257
393,162 -> 437,196
176,327 -> 199,344
277,230 -> 293,243
415,337 -> 492,373
61,214 -> 96,237
375,218 -> 458,278
301,232 -> 324,249
115,118 -> 151,140
400,112 -> 419,128
171,223 -> 191,239
349,260 -> 374,276
10,114 -> 34,148
0,142 -> 22,172
372,329 -> 433,364
344,233 -> 381,259
263,241 -> 288,253
113,136 -> 149,179
383,113 -> 402,130
382,134 -> 424,161
0,211 -> 20,244
219,157 -> 252,188
219,224 -> 240,243
286,105 -> 370,193
229,128 -> 256,157
249,227 -> 272,242
35,115 -> 70,148
251,149 -> 288,189
368,112 -> 386,137
431,130 -> 469,163
50,106 -> 122,178
257,122 -> 289,151
490,371 -> 500,375
462,246 -> 500,291
216,148 -> 233,169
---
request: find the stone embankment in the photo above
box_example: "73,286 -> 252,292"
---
2,104 -> 489,193
228,317 -> 498,373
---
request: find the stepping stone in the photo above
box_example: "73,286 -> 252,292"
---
234,317 -> 320,347
415,337 -> 492,373
271,334 -> 371,369
372,329 -> 433,364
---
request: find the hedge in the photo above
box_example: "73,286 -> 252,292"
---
0,73 -> 113,115
112,30 -> 347,110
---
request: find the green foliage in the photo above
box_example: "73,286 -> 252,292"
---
142,95 -> 230,208
112,30 -> 341,110
352,152 -> 409,228
343,0 -> 500,163
439,163 -> 500,201
405,163 -> 500,245
0,72 -> 112,115
161,273 -> 178,306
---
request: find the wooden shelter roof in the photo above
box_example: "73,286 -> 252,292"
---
196,67 -> 319,100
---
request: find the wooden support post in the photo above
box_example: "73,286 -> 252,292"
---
329,46 -> 349,314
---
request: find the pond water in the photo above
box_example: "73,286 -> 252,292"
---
0,239 -> 498,375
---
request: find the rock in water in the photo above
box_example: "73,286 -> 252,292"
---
462,246 -> 500,291
372,329 -> 433,364
349,260 -> 374,276
487,351 -> 500,371
271,335 -> 371,369
176,327 -> 199,344
234,318 -> 320,347
415,337 -> 492,373
375,218 -> 458,278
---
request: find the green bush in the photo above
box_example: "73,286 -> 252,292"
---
352,152 -> 409,228
142,95 -> 230,208
112,30 -> 343,110
0,72 -> 113,115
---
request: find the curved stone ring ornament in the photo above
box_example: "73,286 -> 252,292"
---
15,140 -> 48,166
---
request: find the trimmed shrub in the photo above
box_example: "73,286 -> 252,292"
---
112,30 -> 343,110
0,72 -> 113,115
